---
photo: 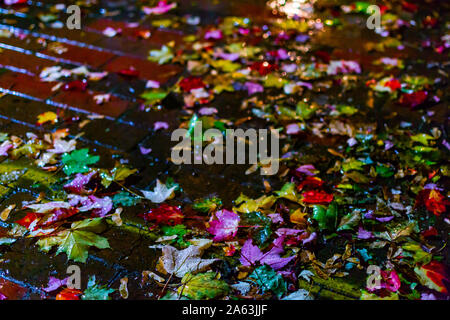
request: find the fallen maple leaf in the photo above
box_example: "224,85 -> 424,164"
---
141,179 -> 176,203
157,239 -> 217,277
239,237 -> 295,270
61,148 -> 99,175
64,171 -> 97,194
141,204 -> 184,226
48,138 -> 77,154
36,218 -> 110,263
37,111 -> 58,126
207,209 -> 240,242
68,194 -> 113,217
178,272 -> 229,300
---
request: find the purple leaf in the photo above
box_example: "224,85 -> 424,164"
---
244,82 -> 264,95
296,164 -> 316,176
154,121 -> 169,131
43,276 -> 67,293
357,226 -> 373,239
239,239 -> 264,266
240,238 -> 295,270
64,171 -> 96,194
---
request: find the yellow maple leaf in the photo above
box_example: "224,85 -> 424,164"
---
37,111 -> 58,125
290,208 -> 307,225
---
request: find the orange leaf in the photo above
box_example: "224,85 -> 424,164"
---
56,288 -> 82,300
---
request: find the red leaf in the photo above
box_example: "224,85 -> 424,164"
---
401,1 -> 419,12
118,67 -> 139,77
15,212 -> 41,229
416,261 -> 449,294
140,204 -> 184,226
384,79 -> 401,91
421,226 -> 438,238
249,61 -> 278,76
297,177 -> 325,191
399,91 -> 427,108
63,80 -> 88,92
38,208 -> 80,227
301,190 -> 334,204
179,76 -> 206,92
314,51 -> 331,64
423,16 -> 438,28
416,189 -> 448,217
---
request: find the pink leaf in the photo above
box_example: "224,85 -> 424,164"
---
143,1 -> 176,15
68,195 -> 113,217
0,141 -> 13,156
207,209 -> 240,242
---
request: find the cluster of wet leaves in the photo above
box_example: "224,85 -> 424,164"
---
0,0 -> 449,300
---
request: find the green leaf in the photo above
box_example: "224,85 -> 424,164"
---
296,101 -> 317,120
165,177 -> 181,192
140,91 -> 168,105
36,218 -> 110,263
0,133 -> 8,142
335,105 -> 358,116
179,272 -> 229,300
275,182 -> 299,203
161,224 -> 190,246
112,191 -> 141,207
249,265 -> 287,298
376,164 -> 394,178
210,60 -> 241,72
337,210 -> 361,232
192,197 -> 223,213
162,224 -> 188,237
342,158 -> 366,172
346,171 -> 370,184
241,211 -> 272,246
264,74 -> 287,88
312,203 -> 338,231
411,133 -> 435,146
61,149 -> 99,176
82,276 -> 115,300
402,242 -> 432,264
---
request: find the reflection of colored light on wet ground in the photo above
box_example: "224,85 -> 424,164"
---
267,0 -> 315,18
